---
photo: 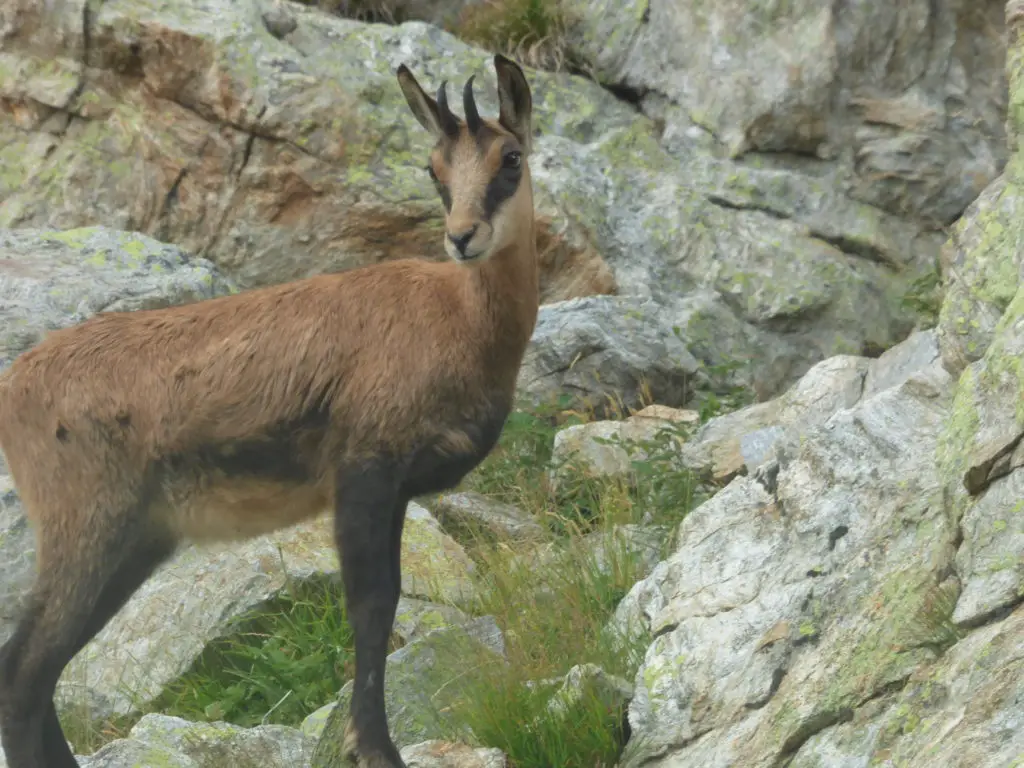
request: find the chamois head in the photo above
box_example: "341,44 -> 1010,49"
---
397,54 -> 533,265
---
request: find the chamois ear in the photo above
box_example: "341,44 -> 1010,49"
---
397,64 -> 447,139
494,54 -> 533,154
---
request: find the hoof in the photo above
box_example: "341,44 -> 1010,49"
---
342,718 -> 406,768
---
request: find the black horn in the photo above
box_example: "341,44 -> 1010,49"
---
436,80 -> 460,138
463,75 -> 482,134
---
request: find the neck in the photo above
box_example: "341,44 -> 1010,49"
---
465,220 -> 539,381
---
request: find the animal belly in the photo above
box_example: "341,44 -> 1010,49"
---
167,478 -> 330,543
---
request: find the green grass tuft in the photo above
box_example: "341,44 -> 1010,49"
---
452,0 -> 582,73
154,573 -> 356,728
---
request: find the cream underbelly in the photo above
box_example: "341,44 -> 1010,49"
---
160,475 -> 332,543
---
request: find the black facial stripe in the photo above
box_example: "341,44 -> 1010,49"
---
436,181 -> 452,212
482,166 -> 521,219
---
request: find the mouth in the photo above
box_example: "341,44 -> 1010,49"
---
455,252 -> 484,262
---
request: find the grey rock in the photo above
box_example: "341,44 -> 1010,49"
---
617,359 -> 958,766
679,354 -> 871,481
938,174 -> 1024,374
58,516 -> 342,720
518,295 -> 699,415
539,663 -> 633,720
432,491 -> 545,542
534,123 -> 935,400
940,285 -> 1024,625
681,325 -> 946,484
565,0 -> 1006,225
399,502 -> 477,605
261,4 -> 298,39
400,740 -> 508,768
0,227 -> 235,369
311,617 -> 506,764
0,476 -> 33,648
0,0 -> 948,402
79,713 -> 315,768
550,413 -> 689,490
788,605 -> 1024,768
937,285 -> 1024,497
299,701 -> 336,743
737,426 -> 787,474
953,467 -> 1024,626
0,1 -> 623,303
393,597 -> 473,646
862,328 -> 941,399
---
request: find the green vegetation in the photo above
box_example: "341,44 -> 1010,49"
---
307,0 -> 582,73
62,399 -> 704,766
452,0 -> 582,73
899,265 -> 944,329
154,574 -> 357,727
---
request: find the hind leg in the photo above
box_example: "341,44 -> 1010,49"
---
0,523 -> 174,768
41,533 -> 176,766
334,464 -> 408,768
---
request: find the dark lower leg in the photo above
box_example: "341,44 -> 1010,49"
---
389,502 -> 408,610
334,467 -> 406,766
0,601 -> 50,768
0,588 -> 92,768
40,536 -> 175,765
0,532 -> 173,768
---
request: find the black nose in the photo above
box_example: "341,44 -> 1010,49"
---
447,225 -> 478,256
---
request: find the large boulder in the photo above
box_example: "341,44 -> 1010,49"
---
0,227 -> 236,369
615,254 -> 1022,766
616,354 -> 968,766
57,711 -> 508,768
565,0 -> 1006,226
0,0 -> 620,303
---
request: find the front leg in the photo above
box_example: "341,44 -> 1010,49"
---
334,463 -> 408,768
329,462 -> 405,768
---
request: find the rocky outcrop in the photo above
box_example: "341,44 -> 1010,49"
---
617,350 -> 961,766
0,0 -> 956,403
516,295 -> 700,414
936,7 -> 1024,375
611,293 -> 1020,766
432,491 -> 546,543
0,0 -> 618,303
78,714 -> 315,768
611,12 -> 1023,751
566,0 -> 1006,227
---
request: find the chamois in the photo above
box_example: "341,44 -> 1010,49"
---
0,54 -> 537,768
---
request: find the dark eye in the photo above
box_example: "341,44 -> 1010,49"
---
503,151 -> 521,170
